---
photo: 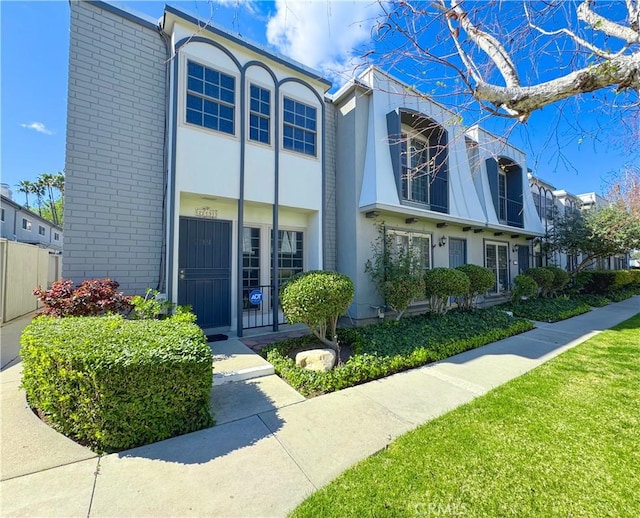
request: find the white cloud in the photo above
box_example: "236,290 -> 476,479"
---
20,122 -> 54,135
266,0 -> 383,83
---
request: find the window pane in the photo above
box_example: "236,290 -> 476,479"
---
188,61 -> 203,79
187,77 -> 203,94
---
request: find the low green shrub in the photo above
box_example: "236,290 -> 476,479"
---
263,309 -> 533,397
573,294 -> 611,307
524,268 -> 555,297
575,270 -> 636,296
544,266 -> 570,294
424,268 -> 470,315
20,313 -> 213,452
627,269 -> 640,288
606,288 -> 636,302
512,274 -> 538,302
455,264 -> 495,310
501,297 -> 591,322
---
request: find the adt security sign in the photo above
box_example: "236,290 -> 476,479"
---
248,289 -> 263,305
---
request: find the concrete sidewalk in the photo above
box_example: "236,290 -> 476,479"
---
1,297 -> 638,517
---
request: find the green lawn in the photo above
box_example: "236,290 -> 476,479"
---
291,314 -> 640,518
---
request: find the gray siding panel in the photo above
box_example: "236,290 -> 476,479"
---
323,102 -> 337,272
64,0 -> 166,293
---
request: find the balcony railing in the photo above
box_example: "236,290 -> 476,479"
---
506,199 -> 524,228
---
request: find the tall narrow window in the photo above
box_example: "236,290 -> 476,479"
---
498,171 -> 507,221
22,218 -> 31,231
186,60 -> 235,134
485,242 -> 509,293
249,85 -> 270,144
272,230 -> 304,286
39,226 -> 46,236
401,134 -> 431,205
283,98 -> 316,156
242,227 -> 260,308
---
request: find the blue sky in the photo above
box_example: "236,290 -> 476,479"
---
1,0 -> 637,206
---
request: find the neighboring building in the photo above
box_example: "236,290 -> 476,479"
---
65,0 -> 332,333
577,192 -> 628,270
528,176 -> 628,272
329,68 -> 544,320
0,192 -> 63,251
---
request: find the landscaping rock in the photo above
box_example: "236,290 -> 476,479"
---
295,349 -> 336,372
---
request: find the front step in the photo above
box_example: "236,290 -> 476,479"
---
210,338 -> 274,386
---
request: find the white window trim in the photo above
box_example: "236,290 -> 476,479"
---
246,80 -> 274,148
400,125 -> 433,206
279,92 -> 320,160
180,52 -> 239,139
484,240 -> 509,295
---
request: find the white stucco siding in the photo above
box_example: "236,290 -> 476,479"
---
244,145 -> 276,204
176,127 -> 241,198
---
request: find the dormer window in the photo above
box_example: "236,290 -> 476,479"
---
401,134 -> 432,205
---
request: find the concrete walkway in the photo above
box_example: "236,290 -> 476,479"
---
1,297 -> 638,517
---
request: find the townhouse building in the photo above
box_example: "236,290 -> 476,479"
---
329,68 -> 544,320
65,0 -> 332,334
1,189 -> 63,252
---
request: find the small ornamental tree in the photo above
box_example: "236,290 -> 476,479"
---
280,271 -> 354,364
365,225 -> 425,320
512,275 -> 538,303
33,278 -> 131,317
455,264 -> 496,310
424,268 -> 470,315
524,268 -> 555,298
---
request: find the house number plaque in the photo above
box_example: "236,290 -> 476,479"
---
195,207 -> 218,219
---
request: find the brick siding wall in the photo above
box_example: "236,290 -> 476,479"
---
64,0 -> 167,293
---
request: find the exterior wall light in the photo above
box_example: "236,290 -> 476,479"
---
512,244 -> 520,252
439,236 -> 447,247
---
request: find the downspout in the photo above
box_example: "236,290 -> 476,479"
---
236,72 -> 247,337
272,88 -> 280,332
157,18 -> 172,294
166,29 -> 180,303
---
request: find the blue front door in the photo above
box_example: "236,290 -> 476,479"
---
178,217 -> 232,328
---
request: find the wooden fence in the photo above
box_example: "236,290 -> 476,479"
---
0,239 -> 62,323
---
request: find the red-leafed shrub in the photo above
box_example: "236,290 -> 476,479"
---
33,278 -> 132,317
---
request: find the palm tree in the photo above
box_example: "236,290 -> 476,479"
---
53,171 -> 64,195
53,171 -> 65,217
16,180 -> 35,209
38,173 -> 59,225
32,180 -> 45,216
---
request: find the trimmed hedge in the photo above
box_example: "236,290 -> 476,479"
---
424,267 -> 470,314
544,266 -> 570,293
501,297 -> 591,322
512,274 -> 538,301
20,314 -> 213,452
263,309 -> 534,397
574,269 -> 636,295
524,268 -> 554,297
455,264 -> 495,310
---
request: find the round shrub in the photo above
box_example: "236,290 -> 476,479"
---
455,264 -> 495,310
543,266 -> 570,293
425,268 -> 471,314
524,267 -> 554,297
280,271 -> 354,354
512,274 -> 538,301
